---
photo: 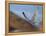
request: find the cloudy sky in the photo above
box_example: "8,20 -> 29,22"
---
10,4 -> 42,22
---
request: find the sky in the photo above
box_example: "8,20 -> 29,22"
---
10,4 -> 42,21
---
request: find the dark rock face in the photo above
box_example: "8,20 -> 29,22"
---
9,12 -> 38,32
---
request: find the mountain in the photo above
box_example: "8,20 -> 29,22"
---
9,11 -> 38,32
